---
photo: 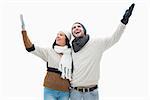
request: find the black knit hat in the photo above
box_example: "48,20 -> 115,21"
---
72,22 -> 87,36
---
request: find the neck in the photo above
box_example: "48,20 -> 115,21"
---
57,44 -> 65,47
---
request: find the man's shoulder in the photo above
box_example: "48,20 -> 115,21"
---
89,37 -> 103,43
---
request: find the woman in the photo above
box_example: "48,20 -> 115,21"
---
21,29 -> 72,100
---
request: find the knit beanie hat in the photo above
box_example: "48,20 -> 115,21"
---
62,31 -> 71,41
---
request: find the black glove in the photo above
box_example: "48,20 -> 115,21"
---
121,3 -> 135,25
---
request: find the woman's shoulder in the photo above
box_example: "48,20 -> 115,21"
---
48,48 -> 56,54
48,48 -> 60,56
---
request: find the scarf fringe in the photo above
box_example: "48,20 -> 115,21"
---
54,46 -> 72,81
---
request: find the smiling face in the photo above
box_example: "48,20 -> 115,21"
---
72,23 -> 85,38
55,31 -> 66,46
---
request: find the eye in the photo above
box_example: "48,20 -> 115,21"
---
77,25 -> 81,28
60,34 -> 63,36
73,26 -> 76,29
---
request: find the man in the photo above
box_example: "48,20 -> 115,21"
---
70,3 -> 135,100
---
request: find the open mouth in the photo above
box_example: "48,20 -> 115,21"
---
76,32 -> 80,34
75,31 -> 81,35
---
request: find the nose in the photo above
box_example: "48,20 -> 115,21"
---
57,34 -> 61,37
56,35 -> 60,40
74,27 -> 79,31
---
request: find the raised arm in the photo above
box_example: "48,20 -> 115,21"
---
20,14 -> 48,61
22,30 -> 35,51
102,3 -> 135,51
20,14 -> 35,51
21,30 -> 49,61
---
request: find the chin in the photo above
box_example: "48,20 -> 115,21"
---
75,35 -> 80,38
75,34 -> 81,37
56,42 -> 60,45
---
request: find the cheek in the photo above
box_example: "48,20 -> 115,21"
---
72,29 -> 76,33
56,40 -> 59,44
63,38 -> 66,44
73,33 -> 76,36
81,28 -> 84,32
72,30 -> 76,35
59,37 -> 66,44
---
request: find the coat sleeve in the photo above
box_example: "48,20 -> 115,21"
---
30,46 -> 49,62
101,22 -> 126,52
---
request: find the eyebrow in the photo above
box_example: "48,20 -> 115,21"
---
72,24 -> 81,28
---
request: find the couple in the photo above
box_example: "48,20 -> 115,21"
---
21,3 -> 135,100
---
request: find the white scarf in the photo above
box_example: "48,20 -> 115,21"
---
54,46 -> 72,81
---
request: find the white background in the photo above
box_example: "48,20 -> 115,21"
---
0,0 -> 149,100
